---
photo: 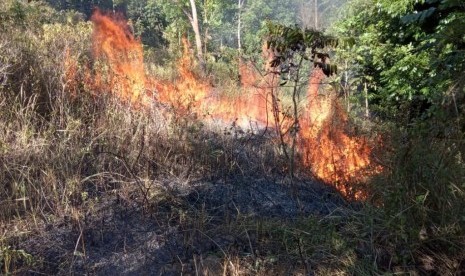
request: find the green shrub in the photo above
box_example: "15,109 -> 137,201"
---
0,245 -> 33,275
369,123 -> 465,272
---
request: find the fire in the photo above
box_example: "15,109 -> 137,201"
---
153,40 -> 271,128
216,46 -> 280,128
210,59 -> 270,128
76,10 -> 380,199
299,69 -> 380,198
153,38 -> 210,113
90,9 -> 150,106
63,47 -> 79,96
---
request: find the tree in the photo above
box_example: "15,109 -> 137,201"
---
186,0 -> 205,71
237,0 -> 244,50
335,0 -> 465,122
125,0 -> 167,47
241,0 -> 300,54
43,0 -> 168,47
159,0 -> 234,71
264,21 -> 337,178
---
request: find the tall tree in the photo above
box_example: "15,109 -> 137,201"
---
186,0 -> 205,71
160,0 -> 234,70
237,0 -> 244,50
314,0 -> 318,29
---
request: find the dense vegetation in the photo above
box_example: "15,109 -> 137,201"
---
0,0 -> 464,274
334,0 -> 465,273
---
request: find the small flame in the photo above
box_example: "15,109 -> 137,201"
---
63,47 -> 79,96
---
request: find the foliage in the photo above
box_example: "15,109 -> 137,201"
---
44,0 -> 167,47
0,245 -> 33,274
332,0 -> 465,271
40,0 -> 351,62
265,21 -> 338,75
157,0 -> 236,54
0,0 -> 58,29
365,125 -> 465,272
335,0 -> 465,121
240,0 -> 300,54
126,0 -> 167,47
0,0 -> 91,114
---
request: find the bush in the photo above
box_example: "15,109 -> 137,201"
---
369,122 -> 465,272
0,0 -> 91,117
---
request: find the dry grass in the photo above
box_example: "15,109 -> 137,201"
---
1,0 -> 465,274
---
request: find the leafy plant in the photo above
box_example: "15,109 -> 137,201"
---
264,21 -> 337,178
0,245 -> 33,275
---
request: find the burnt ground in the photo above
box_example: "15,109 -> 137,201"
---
13,176 -> 351,275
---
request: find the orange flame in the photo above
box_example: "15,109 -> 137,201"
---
63,47 -> 79,96
78,10 -> 381,199
299,69 -> 381,199
154,38 -> 210,113
90,9 -> 150,106
218,45 -> 279,128
210,59 -> 270,128
153,39 -> 272,128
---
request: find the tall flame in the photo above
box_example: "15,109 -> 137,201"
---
90,9 -> 150,106
299,69 -> 380,198
77,10 -> 381,199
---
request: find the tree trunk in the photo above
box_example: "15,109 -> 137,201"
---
203,1 -> 209,61
204,26 -> 209,58
364,81 -> 369,118
345,60 -> 350,112
237,0 -> 243,50
314,0 -> 318,30
186,0 -> 206,72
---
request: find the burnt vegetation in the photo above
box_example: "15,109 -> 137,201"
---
1,0 -> 465,275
